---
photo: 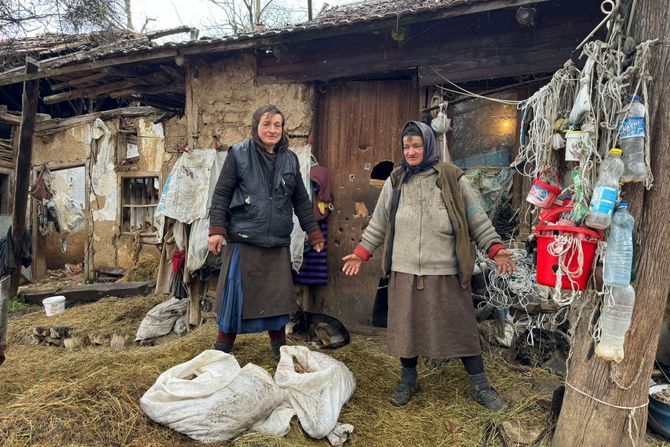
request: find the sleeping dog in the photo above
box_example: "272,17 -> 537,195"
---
287,310 -> 351,349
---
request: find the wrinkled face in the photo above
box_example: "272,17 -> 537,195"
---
402,135 -> 425,167
257,112 -> 283,149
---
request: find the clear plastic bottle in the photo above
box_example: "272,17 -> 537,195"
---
595,285 -> 635,363
618,96 -> 647,183
603,202 -> 634,286
585,148 -> 624,229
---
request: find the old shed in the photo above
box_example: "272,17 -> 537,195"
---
0,0 -> 602,327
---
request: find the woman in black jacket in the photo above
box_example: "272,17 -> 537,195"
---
208,104 -> 324,358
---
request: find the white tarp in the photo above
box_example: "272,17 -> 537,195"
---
91,119 -> 117,221
160,149 -> 218,225
289,145 -> 313,271
187,150 -> 227,272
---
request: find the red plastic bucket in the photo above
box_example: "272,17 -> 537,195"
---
534,208 -> 601,290
526,173 -> 561,209
539,200 -> 572,224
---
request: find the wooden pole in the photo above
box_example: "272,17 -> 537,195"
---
308,0 -> 313,21
8,58 -> 39,298
552,2 -> 670,445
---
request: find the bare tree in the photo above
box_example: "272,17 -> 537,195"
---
205,0 -> 303,36
0,0 -> 127,39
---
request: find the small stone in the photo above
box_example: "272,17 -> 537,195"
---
64,336 -> 85,350
110,334 -> 128,349
501,419 -> 545,445
89,334 -> 108,346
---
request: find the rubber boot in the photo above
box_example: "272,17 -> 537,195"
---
214,331 -> 236,354
469,373 -> 506,412
391,366 -> 419,406
270,337 -> 285,360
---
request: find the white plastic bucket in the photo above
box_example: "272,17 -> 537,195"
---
565,130 -> 584,161
43,295 -> 66,316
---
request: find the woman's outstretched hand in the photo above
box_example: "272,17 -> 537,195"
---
342,253 -> 363,276
493,249 -> 516,275
312,242 -> 324,253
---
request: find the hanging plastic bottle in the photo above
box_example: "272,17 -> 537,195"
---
595,285 -> 635,363
618,96 -> 647,183
603,202 -> 635,286
585,148 -> 624,229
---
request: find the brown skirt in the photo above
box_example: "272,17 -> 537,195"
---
387,272 -> 481,359
214,243 -> 297,319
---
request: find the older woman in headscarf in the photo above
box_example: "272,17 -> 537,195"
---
342,121 -> 515,410
208,104 -> 324,358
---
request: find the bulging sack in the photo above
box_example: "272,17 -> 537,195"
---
274,345 -> 356,439
140,350 -> 289,443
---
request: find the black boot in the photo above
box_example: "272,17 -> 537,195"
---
391,366 -> 419,406
214,339 -> 234,353
270,337 -> 285,360
214,331 -> 236,354
469,373 -> 506,412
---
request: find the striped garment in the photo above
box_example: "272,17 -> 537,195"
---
294,220 -> 329,285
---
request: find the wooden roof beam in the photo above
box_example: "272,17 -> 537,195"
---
0,48 -> 178,88
43,79 -> 140,105
110,84 -> 185,98
49,71 -> 107,92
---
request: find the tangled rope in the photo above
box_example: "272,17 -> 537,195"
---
476,248 -> 536,310
516,62 -> 579,178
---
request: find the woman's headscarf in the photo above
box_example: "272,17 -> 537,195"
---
250,104 -> 289,152
399,121 -> 440,182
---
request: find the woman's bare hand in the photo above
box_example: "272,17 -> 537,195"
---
208,234 -> 225,255
342,253 -> 363,276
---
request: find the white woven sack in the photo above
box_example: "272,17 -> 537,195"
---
274,345 -> 356,439
140,350 -> 288,443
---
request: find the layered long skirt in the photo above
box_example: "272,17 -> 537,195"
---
214,243 -> 295,334
387,272 -> 481,359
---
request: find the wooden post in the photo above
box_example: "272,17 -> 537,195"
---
552,2 -> 670,445
307,0 -> 313,21
8,59 -> 39,298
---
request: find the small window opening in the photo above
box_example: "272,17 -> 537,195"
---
121,176 -> 160,233
118,126 -> 139,166
369,160 -> 394,187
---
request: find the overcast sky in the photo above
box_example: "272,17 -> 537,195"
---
131,0 -> 360,39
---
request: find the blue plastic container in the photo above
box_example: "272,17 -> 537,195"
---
648,385 -> 670,440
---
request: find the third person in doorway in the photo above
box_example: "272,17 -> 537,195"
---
342,121 -> 515,410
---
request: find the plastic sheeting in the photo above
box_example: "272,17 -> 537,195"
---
464,168 -> 513,214
289,145 -> 313,272
159,149 -> 218,225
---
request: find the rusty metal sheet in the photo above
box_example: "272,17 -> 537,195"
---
315,80 -> 419,326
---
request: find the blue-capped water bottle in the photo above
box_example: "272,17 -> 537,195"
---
585,148 -> 624,229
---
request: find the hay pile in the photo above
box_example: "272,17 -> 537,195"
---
121,256 -> 160,283
0,296 -> 667,447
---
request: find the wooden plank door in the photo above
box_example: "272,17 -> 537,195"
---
315,80 -> 419,326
